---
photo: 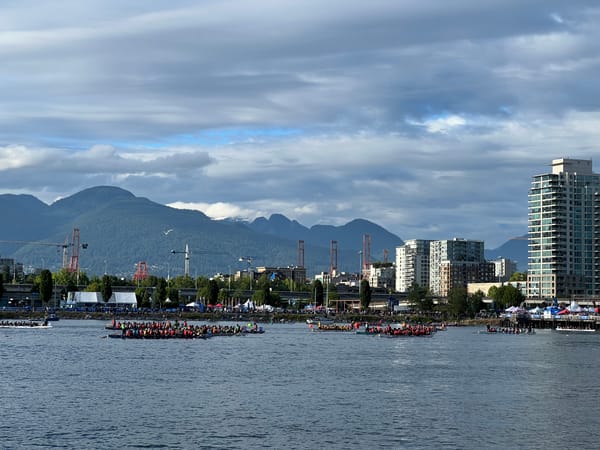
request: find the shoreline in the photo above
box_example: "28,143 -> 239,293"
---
0,309 -> 499,326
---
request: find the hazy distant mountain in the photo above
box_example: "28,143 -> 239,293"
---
248,216 -> 404,262
0,186 -> 402,277
0,186 -> 527,278
485,235 -> 528,271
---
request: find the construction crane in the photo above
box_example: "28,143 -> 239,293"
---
0,238 -> 70,268
0,228 -> 87,271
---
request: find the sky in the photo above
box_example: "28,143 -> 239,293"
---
1,1 -> 600,249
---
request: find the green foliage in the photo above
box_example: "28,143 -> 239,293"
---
407,283 -> 433,312
206,279 -> 220,305
135,287 -> 152,308
0,264 -> 8,283
466,290 -> 485,318
489,284 -> 525,310
156,278 -> 167,305
312,280 -> 324,306
54,269 -> 78,291
39,269 -> 53,305
509,271 -> 527,282
326,283 -> 339,301
0,275 -> 3,299
360,279 -> 372,310
101,275 -> 112,303
167,287 -> 179,305
447,286 -> 468,318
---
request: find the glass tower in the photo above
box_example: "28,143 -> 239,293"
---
527,158 -> 600,301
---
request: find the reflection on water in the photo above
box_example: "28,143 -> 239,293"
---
1,321 -> 600,449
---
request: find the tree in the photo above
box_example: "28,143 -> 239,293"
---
101,275 -> 112,303
167,287 -> 179,306
312,280 -> 324,306
488,284 -> 525,310
360,279 -> 372,311
206,279 -> 219,305
0,275 -> 4,300
447,286 -> 468,318
407,283 -> 433,312
54,268 -> 78,289
509,272 -> 527,282
39,269 -> 54,306
135,287 -> 151,308
156,278 -> 167,307
466,290 -> 485,318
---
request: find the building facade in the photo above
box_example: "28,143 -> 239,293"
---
493,258 -> 518,282
368,265 -> 395,290
527,158 -> 600,301
395,239 -> 432,293
429,238 -> 491,296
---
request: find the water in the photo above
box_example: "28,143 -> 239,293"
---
2,321 -> 600,449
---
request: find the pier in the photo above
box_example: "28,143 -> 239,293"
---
502,313 -> 600,331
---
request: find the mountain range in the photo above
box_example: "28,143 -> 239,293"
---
0,186 -> 527,278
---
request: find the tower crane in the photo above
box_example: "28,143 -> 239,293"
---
0,228 -> 87,271
0,238 -> 70,269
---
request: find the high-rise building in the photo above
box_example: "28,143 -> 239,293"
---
527,158 -> 600,301
396,240 -> 432,293
429,238 -> 492,296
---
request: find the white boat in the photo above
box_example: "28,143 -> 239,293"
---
555,326 -> 596,333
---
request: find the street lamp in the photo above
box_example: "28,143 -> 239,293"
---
239,256 -> 253,291
171,243 -> 190,277
358,250 -> 363,310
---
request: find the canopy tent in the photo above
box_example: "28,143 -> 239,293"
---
186,301 -> 201,308
505,306 -> 527,314
107,292 -> 138,307
185,301 -> 204,311
65,291 -> 102,307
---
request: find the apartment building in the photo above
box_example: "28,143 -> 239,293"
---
527,158 -> 600,300
429,238 -> 493,296
395,239 -> 432,293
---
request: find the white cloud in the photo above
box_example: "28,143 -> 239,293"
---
1,1 -> 600,248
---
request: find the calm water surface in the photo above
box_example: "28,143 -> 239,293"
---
2,320 -> 600,449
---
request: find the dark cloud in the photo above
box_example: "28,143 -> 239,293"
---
1,1 -> 600,247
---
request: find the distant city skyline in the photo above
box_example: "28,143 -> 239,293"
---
2,1 -> 600,248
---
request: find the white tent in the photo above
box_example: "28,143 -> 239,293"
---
65,291 -> 102,307
108,292 -> 138,307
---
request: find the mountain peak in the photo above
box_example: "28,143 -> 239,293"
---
51,186 -> 135,213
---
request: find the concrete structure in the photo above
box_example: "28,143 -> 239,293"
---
430,238 -> 492,296
368,265 -> 395,290
493,258 -> 518,282
395,239 -> 432,293
467,281 -> 527,298
527,158 -> 600,301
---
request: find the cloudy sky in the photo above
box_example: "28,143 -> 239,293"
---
1,0 -> 599,249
